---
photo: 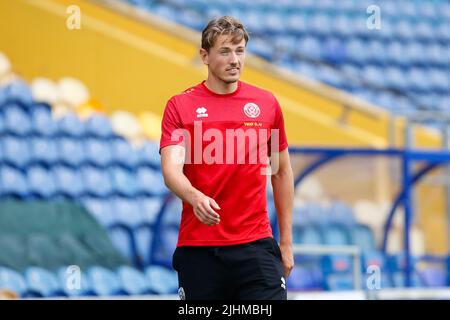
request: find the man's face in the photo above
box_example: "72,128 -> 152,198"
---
201,35 -> 246,84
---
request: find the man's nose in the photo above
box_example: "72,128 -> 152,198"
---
229,52 -> 238,64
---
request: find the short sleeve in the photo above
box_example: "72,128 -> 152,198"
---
269,97 -> 288,154
159,99 -> 185,154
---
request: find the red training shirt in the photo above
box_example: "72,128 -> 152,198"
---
160,80 -> 288,246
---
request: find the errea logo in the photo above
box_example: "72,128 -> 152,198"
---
196,107 -> 208,118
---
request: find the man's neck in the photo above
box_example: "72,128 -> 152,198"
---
204,77 -> 238,94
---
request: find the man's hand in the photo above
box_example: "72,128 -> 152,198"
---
189,191 -> 221,226
280,243 -> 294,279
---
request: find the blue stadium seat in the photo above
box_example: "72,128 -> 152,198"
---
56,137 -> 86,167
162,197 -> 182,227
110,167 -> 139,197
145,265 -> 178,294
111,138 -> 139,168
0,136 -> 31,168
135,227 -> 154,266
419,267 -> 447,287
26,165 -> 57,198
139,196 -> 163,225
87,266 -> 124,296
56,266 -> 92,296
84,113 -> 114,138
326,273 -> 354,291
136,140 -> 160,168
391,271 -> 422,288
116,266 -> 150,295
52,165 -> 84,198
109,228 -> 134,261
329,201 -> 356,226
304,203 -> 328,227
112,197 -> 143,228
349,224 -> 376,253
25,267 -> 64,297
3,104 -> 32,136
57,113 -> 85,137
153,226 -> 178,266
84,138 -> 113,167
0,165 -> 29,197
0,267 -> 28,297
31,104 -> 57,136
81,166 -> 113,197
29,137 -> 58,165
0,79 -> 33,106
293,225 -> 322,245
322,225 -> 350,245
137,166 -> 167,196
286,266 -> 312,291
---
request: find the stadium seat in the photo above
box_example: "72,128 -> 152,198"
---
293,225 -> 323,245
110,167 -> 139,197
53,166 -> 84,198
137,166 -> 167,196
87,266 -> 124,296
419,267 -> 447,288
136,140 -> 161,168
116,266 -> 150,295
56,137 -> 86,167
56,266 -> 92,296
57,113 -> 85,137
0,267 -> 28,297
0,79 -> 33,106
109,228 -> 135,261
139,196 -> 163,225
326,273 -> 354,291
145,265 -> 178,295
29,137 -> 58,165
81,166 -> 113,197
134,227 -> 154,266
1,136 -> 31,168
84,113 -> 114,138
0,165 -> 29,197
84,138 -> 113,167
31,104 -> 57,136
111,138 -> 139,168
25,267 -> 64,297
82,197 -> 115,227
3,104 -> 32,136
286,266 -> 312,291
26,165 -> 57,198
349,224 -> 376,253
112,197 -> 143,228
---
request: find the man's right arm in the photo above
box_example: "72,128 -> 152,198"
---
160,145 -> 221,226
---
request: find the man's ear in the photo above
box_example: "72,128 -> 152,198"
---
199,48 -> 209,65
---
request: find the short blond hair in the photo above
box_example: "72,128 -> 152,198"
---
201,16 -> 249,52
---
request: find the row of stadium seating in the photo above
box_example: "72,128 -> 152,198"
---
122,0 -> 450,117
0,265 -> 177,298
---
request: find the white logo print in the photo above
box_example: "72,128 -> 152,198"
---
196,107 -> 208,118
178,287 -> 186,300
281,277 -> 286,290
243,103 -> 260,118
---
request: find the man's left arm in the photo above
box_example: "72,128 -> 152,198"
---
271,148 -> 294,278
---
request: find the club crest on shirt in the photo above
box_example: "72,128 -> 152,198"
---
243,103 -> 260,118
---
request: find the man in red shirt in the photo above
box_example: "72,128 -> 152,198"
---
160,16 -> 294,300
